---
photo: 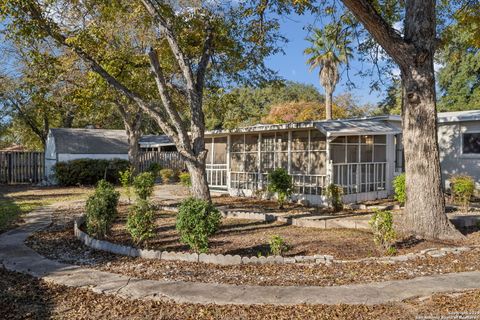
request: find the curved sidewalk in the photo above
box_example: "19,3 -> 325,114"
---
1,204 -> 480,306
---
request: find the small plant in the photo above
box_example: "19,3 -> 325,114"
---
176,197 -> 222,253
119,167 -> 134,203
369,209 -> 397,254
147,162 -> 162,178
269,235 -> 289,256
133,172 -> 155,200
325,183 -> 343,212
179,171 -> 191,187
159,168 -> 175,184
267,168 -> 293,209
85,180 -> 120,239
451,175 -> 475,212
393,173 -> 406,205
126,199 -> 156,245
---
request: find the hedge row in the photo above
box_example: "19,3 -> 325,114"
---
54,159 -> 130,186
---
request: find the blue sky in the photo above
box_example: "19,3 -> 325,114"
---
265,12 -> 389,105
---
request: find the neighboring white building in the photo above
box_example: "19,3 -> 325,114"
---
44,128 -> 175,181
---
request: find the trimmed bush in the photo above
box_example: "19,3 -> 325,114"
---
369,209 -> 396,254
179,171 -> 191,187
269,235 -> 289,256
119,167 -> 134,203
267,168 -> 293,209
325,183 -> 343,212
176,197 -> 222,253
159,168 -> 175,184
85,180 -> 120,239
451,175 -> 475,212
126,199 -> 156,245
54,158 -> 130,186
133,172 -> 155,200
393,173 -> 406,205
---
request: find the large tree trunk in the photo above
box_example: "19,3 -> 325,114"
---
399,1 -> 461,240
325,89 -> 333,120
185,160 -> 211,201
340,0 -> 463,240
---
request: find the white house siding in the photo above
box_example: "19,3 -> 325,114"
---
44,133 -> 57,180
438,122 -> 480,189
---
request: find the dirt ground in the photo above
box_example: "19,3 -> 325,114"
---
2,266 -> 480,320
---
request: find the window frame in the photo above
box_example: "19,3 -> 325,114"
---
461,131 -> 480,158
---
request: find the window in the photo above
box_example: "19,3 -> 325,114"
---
331,135 -> 387,164
463,133 -> 480,154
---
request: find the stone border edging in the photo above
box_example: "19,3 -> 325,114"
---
74,212 -> 480,266
74,217 -> 333,266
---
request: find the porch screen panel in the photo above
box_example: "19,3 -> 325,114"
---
276,132 -> 289,170
261,133 -> 276,171
204,138 -> 213,165
213,137 -> 227,164
309,130 -> 326,175
291,131 -> 308,174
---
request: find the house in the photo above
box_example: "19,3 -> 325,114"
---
203,110 -> 480,205
44,128 -> 175,180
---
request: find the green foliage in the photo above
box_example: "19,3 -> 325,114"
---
54,159 -> 130,186
267,168 -> 293,209
176,198 -> 222,253
269,235 -> 289,256
85,180 -> 120,239
119,167 -> 134,203
133,172 -> 155,200
147,163 -> 162,178
393,173 -> 406,205
369,210 -> 397,253
179,172 -> 191,187
159,168 -> 175,184
325,184 -> 343,212
450,175 -> 475,212
126,199 -> 156,245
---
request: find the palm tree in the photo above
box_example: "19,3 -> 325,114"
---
304,26 -> 352,120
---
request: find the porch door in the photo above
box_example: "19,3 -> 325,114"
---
205,137 -> 228,190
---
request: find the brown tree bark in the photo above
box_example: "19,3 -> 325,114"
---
341,0 -> 462,239
116,101 -> 142,173
325,89 -> 333,120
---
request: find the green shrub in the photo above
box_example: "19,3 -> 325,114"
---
176,197 -> 222,253
269,235 -> 289,256
54,158 -> 130,186
393,173 -> 406,205
126,199 -> 156,245
148,162 -> 162,178
451,175 -> 475,212
159,168 -> 175,184
325,183 -> 343,212
369,210 -> 396,254
119,167 -> 134,203
267,168 -> 293,209
179,172 -> 191,187
85,180 -> 120,238
133,172 -> 155,200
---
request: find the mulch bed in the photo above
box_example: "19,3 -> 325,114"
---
77,202 -> 473,259
25,204 -> 480,287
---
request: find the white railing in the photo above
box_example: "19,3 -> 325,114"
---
206,164 -> 228,189
332,162 -> 387,195
230,171 -> 327,196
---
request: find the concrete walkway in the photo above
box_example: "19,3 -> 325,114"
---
2,204 -> 480,306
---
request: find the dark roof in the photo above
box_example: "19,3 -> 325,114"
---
139,135 -> 174,146
50,128 -> 129,154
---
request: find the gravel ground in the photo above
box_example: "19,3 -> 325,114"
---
2,267 -> 480,320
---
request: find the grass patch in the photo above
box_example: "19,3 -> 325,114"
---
0,186 -> 93,233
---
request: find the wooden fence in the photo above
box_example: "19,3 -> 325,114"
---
138,151 -> 185,172
0,151 -> 45,184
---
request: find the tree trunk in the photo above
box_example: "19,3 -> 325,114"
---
127,129 -> 141,172
399,0 -> 462,240
185,160 -> 211,201
325,89 -> 333,120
